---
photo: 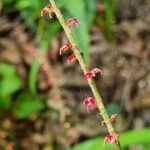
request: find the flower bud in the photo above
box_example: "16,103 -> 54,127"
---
85,68 -> 102,79
59,43 -> 72,55
41,5 -> 54,17
67,18 -> 79,27
67,55 -> 76,63
83,97 -> 96,113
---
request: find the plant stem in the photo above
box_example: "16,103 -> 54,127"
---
49,0 -> 121,149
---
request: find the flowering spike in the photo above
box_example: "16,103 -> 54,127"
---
104,134 -> 118,145
85,68 -> 102,80
59,43 -> 72,55
67,55 -> 76,63
83,97 -> 96,113
41,5 -> 54,17
67,18 -> 79,27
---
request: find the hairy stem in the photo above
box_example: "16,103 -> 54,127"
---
49,0 -> 121,149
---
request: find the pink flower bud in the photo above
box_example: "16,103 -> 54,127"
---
59,43 -> 72,55
67,18 -> 79,27
67,55 -> 76,63
85,68 -> 102,79
83,97 -> 96,113
41,5 -> 54,17
104,134 -> 118,144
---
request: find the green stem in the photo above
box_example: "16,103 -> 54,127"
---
49,0 -> 121,149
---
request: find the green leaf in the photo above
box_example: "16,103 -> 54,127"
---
14,93 -> 45,118
29,58 -> 40,95
0,63 -> 16,76
0,63 -> 22,97
72,128 -> 150,150
0,96 -> 11,109
0,75 -> 22,97
96,0 -> 119,40
120,129 -> 150,146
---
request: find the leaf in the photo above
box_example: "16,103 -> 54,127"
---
29,58 -> 40,95
0,96 -> 11,109
0,63 -> 22,97
0,75 -> 22,97
72,128 -> 150,150
0,63 -> 16,76
84,0 -> 96,26
120,128 -> 150,146
96,0 -> 119,40
14,93 -> 45,118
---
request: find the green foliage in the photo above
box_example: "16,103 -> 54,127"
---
3,0 -> 97,62
2,0 -> 14,5
2,0 -> 118,60
15,0 -> 46,29
72,128 -> 150,150
0,0 -> 120,119
96,0 -> 119,40
29,58 -> 40,95
14,93 -> 45,118
0,63 -> 22,109
0,63 -> 45,118
2,0 -> 98,93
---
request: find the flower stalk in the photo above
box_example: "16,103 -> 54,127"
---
48,0 -> 121,149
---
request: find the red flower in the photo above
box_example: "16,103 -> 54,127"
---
85,68 -> 102,79
83,97 -> 96,113
67,18 -> 79,27
41,5 -> 54,17
59,43 -> 72,55
104,134 -> 118,144
67,55 -> 76,63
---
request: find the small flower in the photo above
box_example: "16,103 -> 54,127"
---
67,18 -> 79,27
101,114 -> 118,126
67,55 -> 76,63
83,97 -> 96,113
104,134 -> 118,144
85,68 -> 102,80
41,5 -> 54,17
110,113 -> 118,122
59,43 -> 72,55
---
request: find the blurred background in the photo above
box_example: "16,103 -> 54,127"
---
0,0 -> 150,150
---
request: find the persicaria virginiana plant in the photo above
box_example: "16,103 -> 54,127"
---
41,0 -> 122,149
